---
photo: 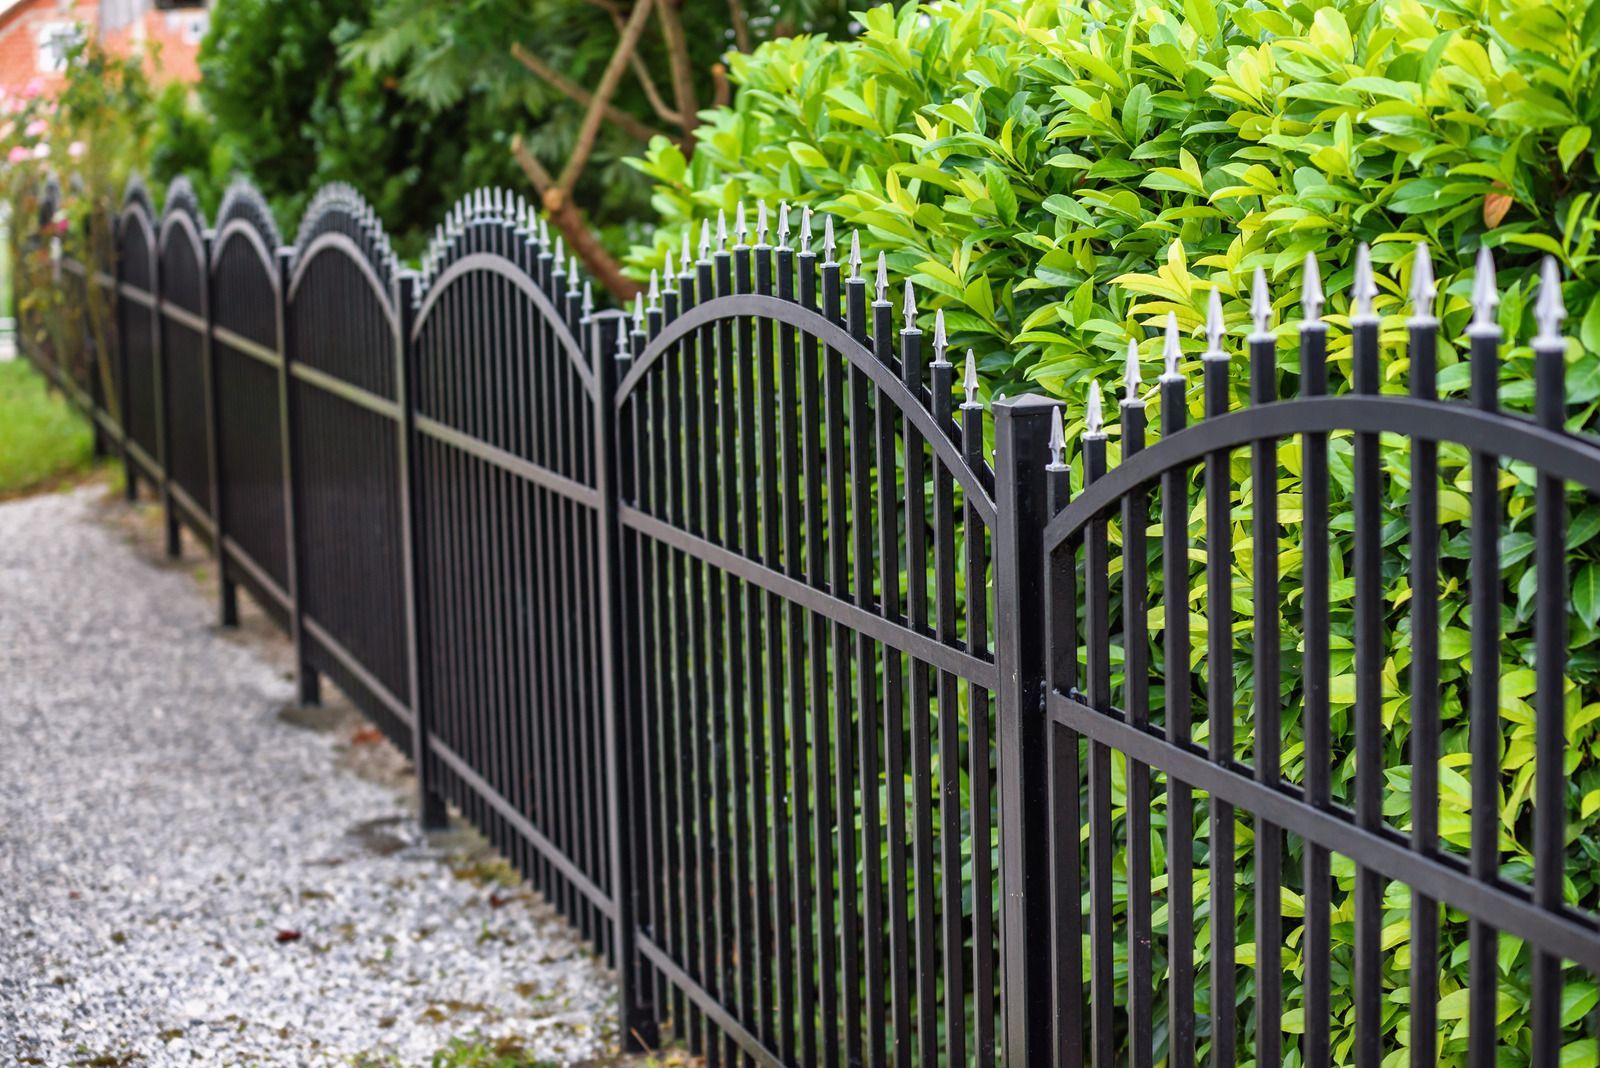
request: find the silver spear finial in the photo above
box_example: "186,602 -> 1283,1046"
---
1086,380 -> 1104,435
1205,286 -> 1226,356
875,250 -> 888,301
1251,266 -> 1273,335
1471,244 -> 1500,329
962,349 -> 980,408
903,279 -> 916,329
1409,241 -> 1436,319
1352,243 -> 1377,319
1301,253 -> 1324,324
1536,255 -> 1566,345
1049,406 -> 1065,467
1162,312 -> 1183,379
1124,336 -> 1142,403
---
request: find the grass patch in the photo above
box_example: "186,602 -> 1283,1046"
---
0,359 -> 94,498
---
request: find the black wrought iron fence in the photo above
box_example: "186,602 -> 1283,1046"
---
17,172 -> 1600,1068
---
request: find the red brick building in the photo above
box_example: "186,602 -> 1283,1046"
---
0,0 -> 209,97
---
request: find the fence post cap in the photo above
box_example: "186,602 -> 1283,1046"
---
992,393 -> 1060,413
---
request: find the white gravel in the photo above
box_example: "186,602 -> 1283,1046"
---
0,487 -> 618,1066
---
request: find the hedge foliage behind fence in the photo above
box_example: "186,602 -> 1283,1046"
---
630,2 -> 1600,1063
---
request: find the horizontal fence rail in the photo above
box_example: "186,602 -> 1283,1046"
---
16,171 -> 1600,1067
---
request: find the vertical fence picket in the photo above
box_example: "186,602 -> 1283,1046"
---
1406,244 -> 1441,1068
1468,247 -> 1504,1068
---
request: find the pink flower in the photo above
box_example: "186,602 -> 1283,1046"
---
24,119 -> 45,137
7,145 -> 29,163
23,78 -> 44,99
67,141 -> 83,158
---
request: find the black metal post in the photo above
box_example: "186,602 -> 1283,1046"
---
201,229 -> 237,627
395,268 -> 445,830
116,215 -> 137,503
277,245 -> 320,706
994,392 -> 1059,1066
153,223 -> 179,558
592,310 -> 656,1050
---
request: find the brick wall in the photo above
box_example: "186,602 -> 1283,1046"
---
0,0 -> 206,98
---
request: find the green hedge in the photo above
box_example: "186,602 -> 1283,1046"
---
630,1 -> 1600,1063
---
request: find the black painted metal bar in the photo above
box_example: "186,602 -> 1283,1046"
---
1467,249 -> 1503,1068
1406,246 -> 1439,1068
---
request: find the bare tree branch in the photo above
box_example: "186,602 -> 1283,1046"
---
510,41 -> 666,145
657,0 -> 699,147
557,0 -> 657,194
598,4 -> 685,128
710,61 -> 731,109
511,135 -> 641,303
727,0 -> 752,53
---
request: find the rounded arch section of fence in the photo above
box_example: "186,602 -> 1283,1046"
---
210,179 -> 292,614
285,182 -> 411,748
1031,249 -> 1600,1068
610,223 -> 1003,1067
157,176 -> 213,534
406,188 -> 615,952
117,173 -> 161,484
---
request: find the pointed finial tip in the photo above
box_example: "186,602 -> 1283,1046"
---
902,279 -> 916,326
1124,336 -> 1142,401
1160,311 -> 1182,378
1086,380 -> 1104,435
1472,244 -> 1500,327
962,348 -> 980,406
800,204 -> 813,246
1250,267 -> 1273,333
933,307 -> 947,351
875,250 -> 888,297
823,215 -> 835,258
1048,405 -> 1065,465
1301,253 -> 1324,322
1205,286 -> 1226,354
849,230 -> 862,277
1352,243 -> 1377,317
649,269 -> 660,303
698,219 -> 711,259
1409,241 -> 1436,314
1536,255 -> 1566,342
582,280 -> 594,315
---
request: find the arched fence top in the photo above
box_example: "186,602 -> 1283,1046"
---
616,291 -> 998,525
411,250 -> 596,400
161,176 -> 207,234
121,172 -> 155,223
289,181 -> 398,307
215,178 -> 282,251
1042,394 -> 1600,550
211,180 -> 282,294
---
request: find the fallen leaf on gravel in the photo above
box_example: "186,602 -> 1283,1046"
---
275,930 -> 302,943
350,726 -> 383,745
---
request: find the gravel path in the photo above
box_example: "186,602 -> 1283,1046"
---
0,487 -> 618,1066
